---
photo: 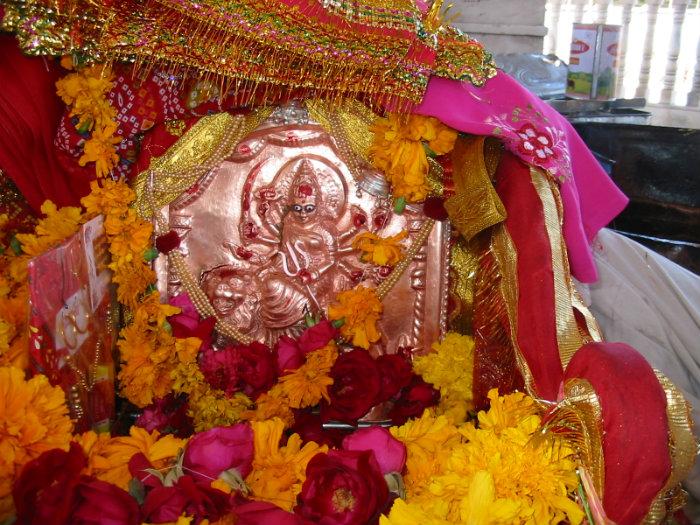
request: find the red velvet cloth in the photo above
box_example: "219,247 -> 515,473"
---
565,342 -> 672,525
0,36 -> 91,211
494,153 -> 564,400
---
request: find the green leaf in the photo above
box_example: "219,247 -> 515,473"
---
331,318 -> 345,329
143,247 -> 159,262
218,468 -> 250,496
384,472 -> 406,499
393,196 -> 406,214
9,237 -> 22,256
128,478 -> 146,505
423,142 -> 438,158
162,320 -> 173,335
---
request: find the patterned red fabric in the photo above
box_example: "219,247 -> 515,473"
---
494,152 -> 563,400
0,35 -> 90,211
565,342 -> 672,525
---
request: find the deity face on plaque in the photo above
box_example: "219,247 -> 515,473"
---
157,106 -> 449,355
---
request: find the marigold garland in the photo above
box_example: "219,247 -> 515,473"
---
55,63 -> 121,178
369,114 -> 458,203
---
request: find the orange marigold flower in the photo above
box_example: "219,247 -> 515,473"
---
243,389 -> 294,427
328,286 -> 382,349
276,343 -> 338,409
0,367 -> 73,520
95,426 -> 186,490
352,230 -> 408,267
246,418 -> 327,511
369,114 -> 457,203
16,201 -> 83,256
73,430 -> 112,476
79,121 -> 122,178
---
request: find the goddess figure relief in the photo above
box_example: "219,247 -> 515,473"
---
162,117 -> 448,354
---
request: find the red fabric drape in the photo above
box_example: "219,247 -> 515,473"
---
494,153 -> 564,400
0,35 -> 91,211
565,342 -> 672,525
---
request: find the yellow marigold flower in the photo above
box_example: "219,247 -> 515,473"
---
56,65 -> 116,131
246,418 -> 327,510
369,114 -> 457,203
0,367 -> 73,520
277,343 -> 337,409
436,392 -> 583,525
328,286 -> 382,349
187,390 -> 252,432
390,410 -> 460,499
81,179 -> 135,218
79,121 -> 122,178
73,430 -> 112,475
112,262 -> 156,310
243,389 -> 294,427
0,319 -> 13,357
380,498 -> 451,525
413,332 -> 475,423
475,388 -> 539,435
105,209 -> 153,262
96,426 -> 186,490
16,201 -> 83,256
352,230 -> 408,267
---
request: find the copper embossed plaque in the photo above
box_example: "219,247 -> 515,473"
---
156,109 -> 449,357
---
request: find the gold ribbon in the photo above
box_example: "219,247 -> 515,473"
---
444,136 -> 506,242
529,168 -> 584,369
134,109 -> 272,218
643,371 -> 698,523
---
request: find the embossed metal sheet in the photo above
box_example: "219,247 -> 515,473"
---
156,120 -> 449,357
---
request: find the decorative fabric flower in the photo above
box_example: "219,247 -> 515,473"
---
328,286 -> 382,349
516,123 -> 556,160
0,367 -> 73,521
352,231 -> 408,267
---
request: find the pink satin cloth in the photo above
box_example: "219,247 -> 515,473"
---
415,74 -> 629,283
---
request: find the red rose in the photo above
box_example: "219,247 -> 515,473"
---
297,321 -> 338,353
321,349 -> 381,424
236,501 -> 313,525
295,450 -> 389,525
342,427 -> 406,474
388,377 -> 440,425
141,475 -> 231,524
291,409 -> 347,448
71,478 -> 141,525
13,442 -> 86,525
183,424 -> 254,482
375,354 -> 414,402
199,341 -> 277,399
276,336 -> 304,374
136,394 -> 194,438
155,230 -> 181,254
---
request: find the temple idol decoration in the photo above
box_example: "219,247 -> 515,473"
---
155,104 -> 450,355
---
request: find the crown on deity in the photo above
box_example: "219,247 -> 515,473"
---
290,159 -> 322,201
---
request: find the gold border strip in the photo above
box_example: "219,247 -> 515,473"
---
529,168 -> 583,369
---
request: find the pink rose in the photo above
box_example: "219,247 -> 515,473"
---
168,293 -> 216,340
342,427 -> 406,474
276,336 -> 304,374
183,424 -> 254,482
297,320 -> 338,353
236,501 -> 313,525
